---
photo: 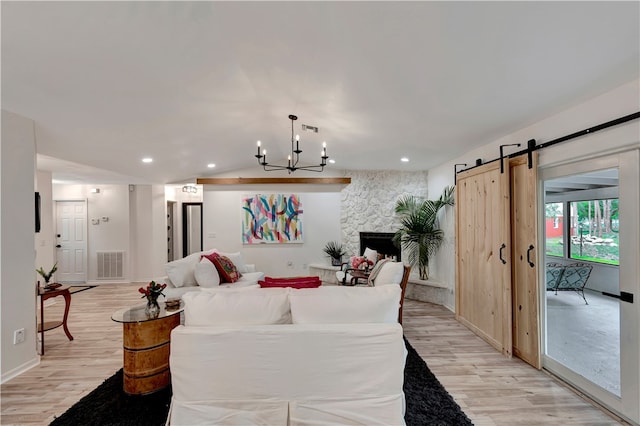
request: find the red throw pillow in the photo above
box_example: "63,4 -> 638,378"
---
204,252 -> 240,283
259,276 -> 322,289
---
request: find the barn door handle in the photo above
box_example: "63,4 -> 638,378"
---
527,245 -> 535,268
499,243 -> 507,264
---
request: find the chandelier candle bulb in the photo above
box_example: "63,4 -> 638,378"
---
257,141 -> 261,156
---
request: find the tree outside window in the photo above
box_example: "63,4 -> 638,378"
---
569,199 -> 619,265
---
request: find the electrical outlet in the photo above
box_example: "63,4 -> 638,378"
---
13,328 -> 25,344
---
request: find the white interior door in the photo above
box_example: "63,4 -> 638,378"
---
540,150 -> 639,424
55,200 -> 87,283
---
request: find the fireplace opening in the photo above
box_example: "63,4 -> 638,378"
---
359,232 -> 401,261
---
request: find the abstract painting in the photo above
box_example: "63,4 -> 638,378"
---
242,194 -> 303,244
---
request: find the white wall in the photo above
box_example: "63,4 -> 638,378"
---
52,184 -> 131,283
1,110 -> 39,382
130,185 -> 167,282
203,187 -> 342,277
428,78 -> 640,311
35,170 -> 55,273
199,166 -> 343,276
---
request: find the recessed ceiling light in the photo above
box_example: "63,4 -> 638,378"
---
401,157 -> 410,162
329,159 -> 336,164
142,157 -> 153,163
207,163 -> 216,168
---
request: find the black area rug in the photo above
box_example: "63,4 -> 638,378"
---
50,339 -> 472,426
403,338 -> 473,425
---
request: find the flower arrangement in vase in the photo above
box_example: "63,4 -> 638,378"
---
138,281 -> 167,318
350,256 -> 374,272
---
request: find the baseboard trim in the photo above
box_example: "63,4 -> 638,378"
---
1,356 -> 40,384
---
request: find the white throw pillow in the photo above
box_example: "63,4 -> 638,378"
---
164,253 -> 200,287
183,288 -> 291,326
364,247 -> 378,265
194,258 -> 220,288
218,251 -> 249,274
289,286 -> 401,324
373,262 -> 405,286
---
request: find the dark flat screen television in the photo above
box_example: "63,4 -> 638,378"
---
35,192 -> 41,233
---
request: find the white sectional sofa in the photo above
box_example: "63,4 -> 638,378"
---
157,249 -> 265,300
168,285 -> 407,426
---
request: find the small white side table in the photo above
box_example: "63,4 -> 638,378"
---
308,263 -> 341,285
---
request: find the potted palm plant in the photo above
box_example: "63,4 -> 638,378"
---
323,241 -> 346,266
393,186 -> 454,280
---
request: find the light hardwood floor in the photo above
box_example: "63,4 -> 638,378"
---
1,283 -> 626,425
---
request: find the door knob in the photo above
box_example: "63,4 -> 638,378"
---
56,244 -> 62,248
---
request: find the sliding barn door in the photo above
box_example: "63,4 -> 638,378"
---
456,160 -> 513,356
510,154 -> 540,368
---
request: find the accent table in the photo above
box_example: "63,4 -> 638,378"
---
308,263 -> 341,285
38,285 -> 73,355
111,301 -> 184,395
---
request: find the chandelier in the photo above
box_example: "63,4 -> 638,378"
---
255,114 -> 328,173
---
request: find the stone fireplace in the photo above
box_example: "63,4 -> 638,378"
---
359,232 -> 401,261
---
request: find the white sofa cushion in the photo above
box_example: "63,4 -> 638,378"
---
194,258 -> 220,288
289,285 -> 401,324
161,271 -> 265,300
169,323 -> 406,425
165,254 -> 199,288
183,287 -> 291,326
372,261 -> 405,286
164,249 -> 216,287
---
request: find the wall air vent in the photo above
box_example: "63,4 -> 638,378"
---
96,251 -> 124,280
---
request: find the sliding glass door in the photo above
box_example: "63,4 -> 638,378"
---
540,151 -> 639,424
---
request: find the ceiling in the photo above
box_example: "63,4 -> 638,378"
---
2,2 -> 639,185
545,169 -> 619,196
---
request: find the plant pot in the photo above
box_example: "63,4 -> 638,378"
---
419,264 -> 429,280
331,257 -> 342,267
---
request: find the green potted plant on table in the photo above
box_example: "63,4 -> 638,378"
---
323,241 -> 347,266
36,262 -> 58,288
393,186 -> 454,280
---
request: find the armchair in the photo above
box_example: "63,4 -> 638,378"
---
546,262 -> 593,304
336,261 -> 411,324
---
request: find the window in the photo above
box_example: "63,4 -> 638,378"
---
569,199 -> 619,265
545,202 -> 564,257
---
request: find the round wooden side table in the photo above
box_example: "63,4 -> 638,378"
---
111,301 -> 184,395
